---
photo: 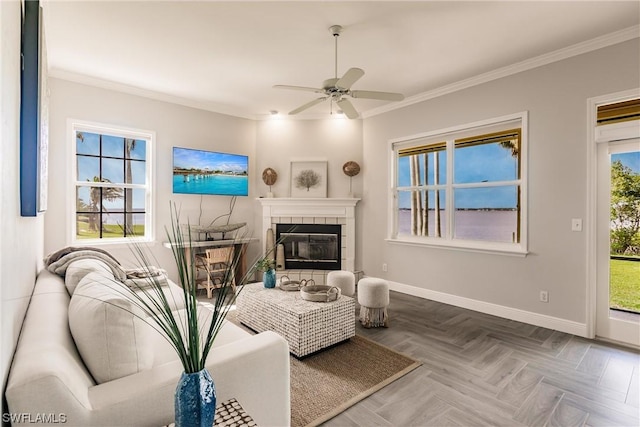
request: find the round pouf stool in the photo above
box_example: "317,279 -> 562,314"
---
326,270 -> 355,297
357,277 -> 389,328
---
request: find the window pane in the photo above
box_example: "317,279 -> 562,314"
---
102,135 -> 124,158
454,141 -> 518,184
397,190 -> 446,237
427,151 -> 446,185
102,213 -> 125,238
77,156 -> 100,182
73,124 -> 151,243
129,214 -> 146,237
397,155 -> 419,187
76,187 -> 93,212
102,158 -> 124,183
130,188 -> 146,210
76,213 -> 99,239
126,139 -> 146,160
102,187 -> 124,211
76,132 -> 100,155
125,159 -> 146,184
397,150 -> 446,187
454,186 -> 519,243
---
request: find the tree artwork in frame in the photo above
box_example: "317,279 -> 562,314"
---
290,161 -> 328,198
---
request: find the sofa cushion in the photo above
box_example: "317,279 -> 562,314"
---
65,259 -> 112,295
69,272 -> 155,384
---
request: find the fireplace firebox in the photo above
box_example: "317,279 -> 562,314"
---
276,224 -> 341,270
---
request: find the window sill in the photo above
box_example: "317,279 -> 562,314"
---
70,238 -> 157,248
385,237 -> 528,257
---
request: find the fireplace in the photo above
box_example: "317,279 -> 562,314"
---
258,198 -> 359,278
276,224 -> 341,270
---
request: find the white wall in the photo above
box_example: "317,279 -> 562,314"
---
0,0 -> 46,400
255,118 -> 363,199
361,39 -> 640,333
45,79 -> 258,281
46,82 -> 366,280
255,117 -> 364,269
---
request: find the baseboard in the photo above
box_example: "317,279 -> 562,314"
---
386,280 -> 589,337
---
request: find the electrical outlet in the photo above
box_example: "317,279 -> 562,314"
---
382,263 -> 388,272
540,290 -> 549,303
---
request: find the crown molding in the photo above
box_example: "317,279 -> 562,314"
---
48,68 -> 258,120
361,25 -> 640,119
49,25 -> 639,122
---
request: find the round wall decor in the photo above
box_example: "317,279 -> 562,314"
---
262,168 -> 278,186
342,161 -> 361,177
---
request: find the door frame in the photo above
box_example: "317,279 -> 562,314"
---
586,88 -> 640,343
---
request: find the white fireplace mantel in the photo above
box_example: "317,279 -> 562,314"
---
257,198 -> 360,271
257,197 -> 359,217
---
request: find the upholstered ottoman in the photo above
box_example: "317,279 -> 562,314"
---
357,277 -> 389,328
326,270 -> 355,297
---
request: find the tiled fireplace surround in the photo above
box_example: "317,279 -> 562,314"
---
258,198 -> 360,285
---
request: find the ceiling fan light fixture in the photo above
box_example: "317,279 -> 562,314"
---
273,24 -> 404,119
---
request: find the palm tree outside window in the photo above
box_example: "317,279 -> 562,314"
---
391,113 -> 527,254
73,123 -> 152,243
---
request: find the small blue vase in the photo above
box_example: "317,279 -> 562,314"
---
263,269 -> 276,288
175,369 -> 216,427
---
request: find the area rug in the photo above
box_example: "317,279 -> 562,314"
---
289,335 -> 421,427
202,302 -> 421,427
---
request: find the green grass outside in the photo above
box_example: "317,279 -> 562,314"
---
77,222 -> 145,239
610,258 -> 640,313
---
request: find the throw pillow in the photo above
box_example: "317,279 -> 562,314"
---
69,271 -> 154,384
64,259 -> 112,295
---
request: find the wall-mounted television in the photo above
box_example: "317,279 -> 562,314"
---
173,147 -> 248,196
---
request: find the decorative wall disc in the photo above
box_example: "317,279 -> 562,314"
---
262,168 -> 278,186
342,161 -> 361,177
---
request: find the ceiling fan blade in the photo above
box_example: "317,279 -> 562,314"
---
273,85 -> 325,94
336,68 -> 364,90
350,90 -> 405,101
336,98 -> 359,119
289,97 -> 328,115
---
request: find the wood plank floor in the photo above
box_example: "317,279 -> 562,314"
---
322,291 -> 640,427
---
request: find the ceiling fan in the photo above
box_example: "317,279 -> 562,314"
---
273,25 -> 405,119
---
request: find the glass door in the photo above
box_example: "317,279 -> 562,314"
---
596,139 -> 640,346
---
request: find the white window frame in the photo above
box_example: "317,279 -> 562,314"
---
68,119 -> 155,245
387,112 -> 528,256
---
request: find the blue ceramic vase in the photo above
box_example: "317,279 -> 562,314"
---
174,369 -> 216,427
263,269 -> 276,288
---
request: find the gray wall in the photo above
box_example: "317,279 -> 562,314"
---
361,39 -> 640,328
45,83 -> 366,277
1,0 -> 46,399
45,79 -> 258,281
254,118 -> 364,270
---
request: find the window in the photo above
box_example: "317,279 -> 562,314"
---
390,113 -> 527,255
71,121 -> 154,244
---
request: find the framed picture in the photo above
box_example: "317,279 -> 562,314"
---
20,0 -> 48,216
290,161 -> 327,198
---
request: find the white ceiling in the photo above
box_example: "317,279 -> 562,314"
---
42,1 -> 640,120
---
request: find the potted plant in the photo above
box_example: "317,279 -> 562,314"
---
256,257 -> 276,288
121,203 -> 257,426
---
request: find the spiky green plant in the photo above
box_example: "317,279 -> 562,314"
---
119,203 -> 258,373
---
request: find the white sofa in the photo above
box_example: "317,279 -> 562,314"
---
5,260 -> 291,426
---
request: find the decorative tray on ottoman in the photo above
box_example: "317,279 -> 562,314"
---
300,285 -> 341,302
278,276 -> 315,292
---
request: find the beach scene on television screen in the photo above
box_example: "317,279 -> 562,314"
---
173,148 -> 248,196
